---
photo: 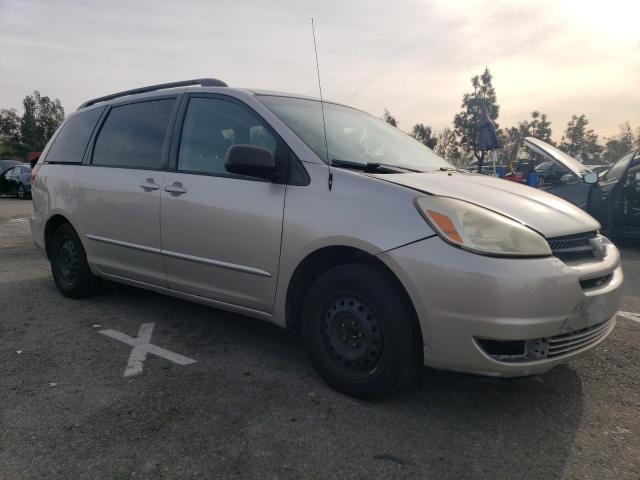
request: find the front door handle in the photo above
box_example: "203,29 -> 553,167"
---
139,179 -> 160,191
164,183 -> 187,195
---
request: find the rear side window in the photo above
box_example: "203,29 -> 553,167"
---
45,106 -> 105,164
92,99 -> 175,169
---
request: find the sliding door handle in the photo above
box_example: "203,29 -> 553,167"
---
164,183 -> 187,195
139,179 -> 160,191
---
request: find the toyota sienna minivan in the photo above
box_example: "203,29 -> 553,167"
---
30,78 -> 623,398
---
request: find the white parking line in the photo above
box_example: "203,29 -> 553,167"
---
618,311 -> 640,323
99,322 -> 196,377
8,217 -> 29,222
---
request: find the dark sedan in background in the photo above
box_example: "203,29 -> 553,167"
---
0,159 -> 22,173
0,164 -> 32,199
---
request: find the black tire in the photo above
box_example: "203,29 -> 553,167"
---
17,183 -> 26,200
301,263 -> 423,399
50,223 -> 102,298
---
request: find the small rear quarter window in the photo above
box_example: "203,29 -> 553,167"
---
45,106 -> 105,164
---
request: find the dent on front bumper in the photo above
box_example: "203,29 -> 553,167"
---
378,236 -> 622,377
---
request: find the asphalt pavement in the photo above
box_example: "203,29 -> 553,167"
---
1,198 -> 639,479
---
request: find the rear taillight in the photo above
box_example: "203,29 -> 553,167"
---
31,163 -> 41,183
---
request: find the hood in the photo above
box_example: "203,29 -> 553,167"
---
373,171 -> 600,238
523,137 -> 592,178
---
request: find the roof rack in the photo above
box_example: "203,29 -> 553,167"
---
77,78 -> 228,109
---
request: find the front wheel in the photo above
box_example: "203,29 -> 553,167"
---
17,183 -> 27,199
50,223 -> 102,298
301,263 -> 423,399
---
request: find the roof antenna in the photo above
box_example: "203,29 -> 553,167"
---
311,18 -> 332,190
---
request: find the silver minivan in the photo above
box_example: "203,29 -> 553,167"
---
31,79 -> 623,398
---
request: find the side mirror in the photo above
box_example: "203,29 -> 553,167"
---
225,145 -> 280,181
582,171 -> 598,184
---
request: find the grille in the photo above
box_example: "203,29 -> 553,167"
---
547,319 -> 613,358
476,317 -> 614,363
547,232 -> 597,262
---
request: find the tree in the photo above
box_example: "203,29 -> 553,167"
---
435,127 -> 462,166
19,91 -> 65,155
498,111 -> 554,164
498,126 -> 524,165
0,108 -> 21,159
453,67 -> 500,162
527,111 -> 553,144
410,123 -> 437,149
382,109 -> 398,127
560,114 -> 603,163
602,122 -> 636,163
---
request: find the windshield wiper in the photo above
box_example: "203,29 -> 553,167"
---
330,159 -> 422,173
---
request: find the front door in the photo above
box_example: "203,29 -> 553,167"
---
616,152 -> 640,234
160,95 -> 287,313
587,151 -> 635,232
75,97 -> 177,286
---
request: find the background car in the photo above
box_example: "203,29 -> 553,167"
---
0,159 -> 22,173
588,150 -> 640,239
534,160 -> 576,187
520,137 -> 597,207
521,137 -> 639,238
464,163 -> 496,176
0,164 -> 32,199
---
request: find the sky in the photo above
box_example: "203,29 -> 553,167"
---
0,0 -> 638,141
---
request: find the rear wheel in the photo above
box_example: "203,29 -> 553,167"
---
50,223 -> 102,298
16,183 -> 26,199
302,263 -> 423,399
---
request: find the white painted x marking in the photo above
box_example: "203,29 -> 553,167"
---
99,322 -> 196,377
618,311 -> 640,324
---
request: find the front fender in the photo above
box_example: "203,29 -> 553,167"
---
271,163 -> 434,326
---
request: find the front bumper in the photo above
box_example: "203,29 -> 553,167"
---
378,236 -> 622,377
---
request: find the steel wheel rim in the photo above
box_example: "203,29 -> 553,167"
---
322,296 -> 383,378
58,238 -> 79,286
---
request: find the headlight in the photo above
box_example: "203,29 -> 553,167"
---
415,196 -> 551,257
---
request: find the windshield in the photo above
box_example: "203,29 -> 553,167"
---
534,161 -> 555,172
258,95 -> 451,172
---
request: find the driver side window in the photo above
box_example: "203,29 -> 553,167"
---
178,97 -> 280,176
